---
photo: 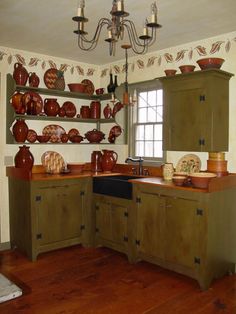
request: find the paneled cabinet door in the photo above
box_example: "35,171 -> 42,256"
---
164,197 -> 199,270
136,192 -> 165,260
34,182 -> 83,245
95,199 -> 128,247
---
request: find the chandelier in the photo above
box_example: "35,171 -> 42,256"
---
72,0 -> 162,56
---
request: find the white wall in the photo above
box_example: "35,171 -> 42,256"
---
1,30 -> 236,243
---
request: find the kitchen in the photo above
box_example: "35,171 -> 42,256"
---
1,0 -> 236,312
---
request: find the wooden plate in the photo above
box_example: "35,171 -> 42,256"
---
44,68 -> 58,89
41,151 -> 66,174
42,124 -> 66,143
81,79 -> 95,95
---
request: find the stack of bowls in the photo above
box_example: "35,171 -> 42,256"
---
207,152 -> 228,177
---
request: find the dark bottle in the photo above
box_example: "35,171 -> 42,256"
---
114,75 -> 118,90
107,73 -> 115,93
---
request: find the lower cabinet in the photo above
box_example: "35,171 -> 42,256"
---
8,177 -> 92,261
132,183 -> 236,290
93,194 -> 130,254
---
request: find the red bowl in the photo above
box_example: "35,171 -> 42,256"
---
197,58 -> 224,70
68,83 -> 87,93
179,65 -> 196,73
95,88 -> 105,95
164,69 -> 177,76
69,135 -> 84,143
36,135 -> 50,143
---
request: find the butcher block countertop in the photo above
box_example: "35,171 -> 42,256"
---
6,164 -> 236,193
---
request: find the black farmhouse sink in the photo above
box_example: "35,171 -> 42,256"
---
93,175 -> 142,199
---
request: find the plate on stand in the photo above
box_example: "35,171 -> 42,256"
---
175,154 -> 201,174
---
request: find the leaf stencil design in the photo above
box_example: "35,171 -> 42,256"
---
113,65 -> 120,74
0,51 -> 7,60
175,50 -> 188,61
147,56 -> 157,67
101,68 -> 109,77
158,56 -> 162,66
28,57 -> 40,67
87,68 -> 95,76
70,67 -> 74,75
188,49 -> 193,60
59,64 -> 69,72
225,40 -> 231,53
195,46 -> 207,56
210,41 -> 224,54
41,61 -> 46,70
137,59 -> 144,68
131,63 -> 135,72
76,65 -> 84,75
48,60 -> 57,68
164,53 -> 173,63
15,54 -> 26,65
7,55 -> 12,65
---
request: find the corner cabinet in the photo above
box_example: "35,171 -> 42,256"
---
160,69 -> 233,152
6,74 -> 118,144
8,177 -> 92,261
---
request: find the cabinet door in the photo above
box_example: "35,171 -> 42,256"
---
136,192 -> 165,260
34,182 -> 83,245
164,197 -> 199,269
95,199 -> 128,246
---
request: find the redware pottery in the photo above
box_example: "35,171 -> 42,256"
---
196,58 -> 224,70
91,151 -> 102,172
80,106 -> 91,118
22,92 -> 43,115
58,107 -> 66,117
42,124 -> 66,143
27,129 -> 37,143
36,135 -> 51,143
95,88 -> 104,95
44,68 -> 58,89
81,79 -> 95,95
62,101 -> 76,118
68,83 -> 87,93
84,129 -> 105,143
12,119 -> 28,143
14,145 -> 34,171
101,149 -> 118,172
11,91 -> 25,114
179,65 -> 196,73
13,63 -> 28,86
44,98 -> 60,116
103,104 -> 112,119
90,101 -> 101,119
164,69 -> 177,76
26,97 -> 37,115
69,135 -> 84,143
189,172 -> 217,189
60,133 -> 69,143
28,72 -> 40,87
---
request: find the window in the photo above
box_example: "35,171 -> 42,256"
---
129,80 -> 164,163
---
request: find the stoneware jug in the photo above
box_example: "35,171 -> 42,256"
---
91,151 -> 102,172
44,98 -> 60,116
13,63 -> 28,86
162,162 -> 174,181
12,119 -> 28,143
28,72 -> 40,87
14,145 -> 34,171
101,150 -> 118,172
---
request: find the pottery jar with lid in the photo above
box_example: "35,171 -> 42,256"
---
13,62 -> 28,86
91,151 -> 102,172
28,72 -> 40,87
44,98 -> 60,116
101,150 -> 118,172
90,101 -> 101,119
12,119 -> 28,143
14,145 -> 34,171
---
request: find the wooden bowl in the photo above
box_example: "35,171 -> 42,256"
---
172,175 -> 187,186
196,58 -> 224,70
68,83 -> 87,93
189,172 -> 217,189
179,65 -> 196,73
164,69 -> 177,76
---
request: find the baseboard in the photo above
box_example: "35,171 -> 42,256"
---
0,242 -> 11,251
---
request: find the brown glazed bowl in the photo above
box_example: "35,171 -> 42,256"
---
36,135 -> 51,143
69,135 -> 84,143
189,172 -> 217,189
164,69 -> 177,76
95,88 -> 105,95
179,65 -> 196,73
84,129 -> 105,143
68,83 -> 87,93
172,175 -> 187,186
196,58 -> 224,70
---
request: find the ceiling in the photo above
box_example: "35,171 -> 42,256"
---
0,0 -> 236,65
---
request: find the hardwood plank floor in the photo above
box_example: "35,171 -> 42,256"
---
0,245 -> 236,314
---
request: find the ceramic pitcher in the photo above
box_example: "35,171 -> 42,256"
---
163,162 -> 174,181
101,150 -> 118,172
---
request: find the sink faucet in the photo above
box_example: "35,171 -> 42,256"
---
125,157 -> 144,175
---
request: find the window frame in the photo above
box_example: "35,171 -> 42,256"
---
127,79 -> 165,165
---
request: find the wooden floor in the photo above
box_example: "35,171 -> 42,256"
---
0,245 -> 236,314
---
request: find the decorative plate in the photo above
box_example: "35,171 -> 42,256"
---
41,151 -> 66,174
81,79 -> 95,95
175,154 -> 201,174
43,68 -> 58,89
62,101 -> 76,118
42,124 -> 66,143
27,129 -> 37,143
68,128 -> 80,139
22,92 -> 43,114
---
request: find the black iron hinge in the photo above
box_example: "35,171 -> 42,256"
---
80,191 -> 85,196
80,225 -> 85,230
194,257 -> 201,264
95,227 -> 99,233
196,208 -> 204,216
199,138 -> 205,146
35,195 -> 41,202
136,197 -> 141,203
124,212 -> 128,217
124,236 -> 128,242
36,233 -> 42,240
199,95 -> 206,102
135,239 -> 140,246
95,205 -> 99,210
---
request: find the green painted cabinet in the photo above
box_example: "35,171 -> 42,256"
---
160,69 -> 233,151
132,183 -> 236,290
93,194 -> 130,254
8,177 -> 92,261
